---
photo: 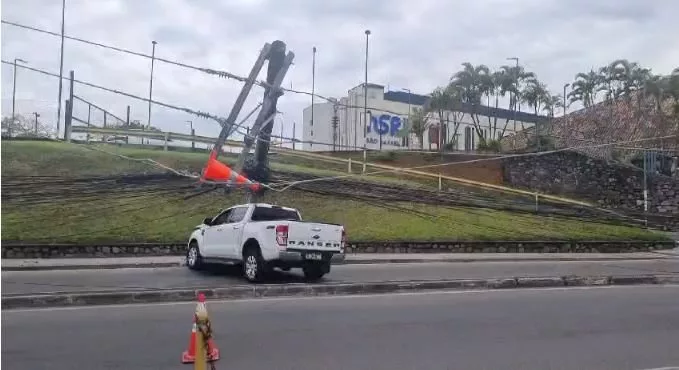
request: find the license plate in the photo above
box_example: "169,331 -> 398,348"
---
304,252 -> 323,261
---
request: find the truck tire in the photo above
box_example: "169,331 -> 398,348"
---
186,241 -> 203,270
243,246 -> 267,283
303,264 -> 327,282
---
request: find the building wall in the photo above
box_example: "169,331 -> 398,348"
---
301,83 -> 541,152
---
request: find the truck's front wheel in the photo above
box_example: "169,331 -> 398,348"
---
243,247 -> 267,283
186,241 -> 203,270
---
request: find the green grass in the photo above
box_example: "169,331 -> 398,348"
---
1,140 -> 669,243
0,140 -> 432,188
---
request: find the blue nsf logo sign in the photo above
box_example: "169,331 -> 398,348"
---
366,113 -> 409,147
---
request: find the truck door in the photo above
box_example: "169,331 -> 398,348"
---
202,208 -> 232,257
222,206 -> 248,259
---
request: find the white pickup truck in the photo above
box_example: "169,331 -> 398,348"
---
186,203 -> 346,282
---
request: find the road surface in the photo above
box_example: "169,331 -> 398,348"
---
2,286 -> 678,370
3,259 -> 678,295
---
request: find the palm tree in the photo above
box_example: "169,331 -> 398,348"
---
521,78 -> 549,116
407,107 -> 430,149
449,62 -> 493,143
425,86 -> 453,151
643,74 -> 667,113
542,94 -> 563,117
449,62 -> 491,105
568,69 -> 601,108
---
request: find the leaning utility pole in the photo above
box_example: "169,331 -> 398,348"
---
240,41 -> 294,203
210,43 -> 272,161
207,41 -> 293,204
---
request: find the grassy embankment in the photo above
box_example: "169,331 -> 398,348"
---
1,140 -> 668,243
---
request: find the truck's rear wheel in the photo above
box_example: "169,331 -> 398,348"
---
243,246 -> 267,283
303,263 -> 328,282
186,241 -> 203,270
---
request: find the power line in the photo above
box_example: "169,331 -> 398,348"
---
0,60 -> 228,125
1,18 -> 521,122
1,19 -> 249,83
270,134 -> 679,191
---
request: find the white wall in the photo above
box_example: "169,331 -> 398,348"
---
301,84 -> 537,152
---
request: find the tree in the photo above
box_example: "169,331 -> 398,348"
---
498,64 -> 536,138
602,59 -> 651,100
521,77 -> 549,116
407,107 -> 430,149
449,62 -> 492,144
1,114 -> 51,138
568,69 -> 601,108
542,94 -> 563,118
424,86 -> 459,151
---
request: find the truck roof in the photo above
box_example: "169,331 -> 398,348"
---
239,203 -> 298,212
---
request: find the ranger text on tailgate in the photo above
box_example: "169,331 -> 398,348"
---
186,203 -> 346,282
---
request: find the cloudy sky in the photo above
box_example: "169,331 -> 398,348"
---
2,0 -> 678,143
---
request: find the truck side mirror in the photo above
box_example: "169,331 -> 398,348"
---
202,217 -> 212,226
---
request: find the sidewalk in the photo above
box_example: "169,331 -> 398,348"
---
2,250 -> 677,271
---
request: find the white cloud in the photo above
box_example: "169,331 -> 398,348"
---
2,0 -> 678,142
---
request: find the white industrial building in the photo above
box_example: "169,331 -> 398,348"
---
301,83 -> 544,152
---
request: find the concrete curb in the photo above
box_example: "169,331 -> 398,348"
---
3,255 -> 674,272
3,274 -> 678,309
1,261 -> 185,271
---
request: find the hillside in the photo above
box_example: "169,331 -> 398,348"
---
1,140 -> 669,243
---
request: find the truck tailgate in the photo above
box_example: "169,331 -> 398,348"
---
286,222 -> 343,251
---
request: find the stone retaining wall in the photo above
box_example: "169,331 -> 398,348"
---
1,240 -> 674,259
502,151 -> 679,216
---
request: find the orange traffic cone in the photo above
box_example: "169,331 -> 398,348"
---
181,294 -> 220,364
201,152 -> 261,192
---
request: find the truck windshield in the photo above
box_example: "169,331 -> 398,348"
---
250,206 -> 301,222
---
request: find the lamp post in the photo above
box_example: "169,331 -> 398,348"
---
56,0 -> 66,137
402,88 -> 412,148
563,83 -> 570,116
364,29 -> 371,159
506,56 -> 519,149
11,58 -> 28,138
186,120 -> 194,150
33,112 -> 40,136
147,40 -> 157,144
311,46 -> 316,130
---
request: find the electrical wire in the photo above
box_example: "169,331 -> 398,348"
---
1,19 -> 249,84
270,134 -> 679,191
0,60 -> 228,125
50,133 -> 672,230
2,19 -> 551,127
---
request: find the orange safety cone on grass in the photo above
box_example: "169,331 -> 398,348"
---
201,151 -> 262,192
181,293 -> 220,366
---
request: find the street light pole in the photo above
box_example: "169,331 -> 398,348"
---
186,120 -> 194,150
147,40 -> 157,144
563,83 -> 570,116
311,46 -> 316,130
11,58 -> 28,137
33,112 -> 40,135
364,29 -> 371,161
402,88 -> 411,148
506,56 -> 519,150
56,0 -> 66,137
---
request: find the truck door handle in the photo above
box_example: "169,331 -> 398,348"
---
232,225 -> 240,229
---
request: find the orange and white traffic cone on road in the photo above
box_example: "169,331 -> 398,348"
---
200,152 -> 262,192
181,293 -> 220,367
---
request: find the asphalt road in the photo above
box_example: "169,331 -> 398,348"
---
3,259 -> 679,295
3,286 -> 679,370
